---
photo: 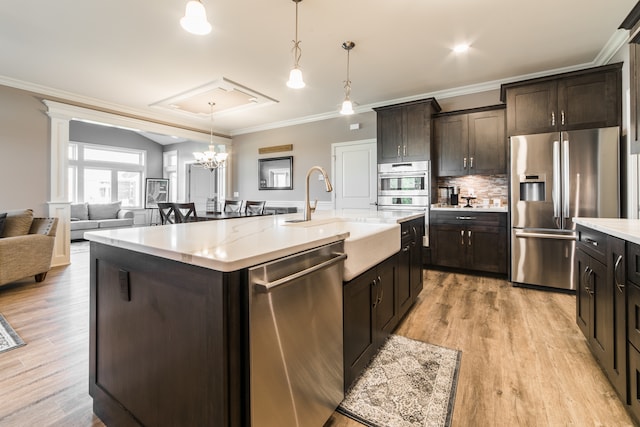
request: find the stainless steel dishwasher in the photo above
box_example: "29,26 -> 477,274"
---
249,241 -> 346,427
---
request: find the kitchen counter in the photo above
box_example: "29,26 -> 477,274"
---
431,205 -> 508,213
573,218 -> 640,245
84,209 -> 422,274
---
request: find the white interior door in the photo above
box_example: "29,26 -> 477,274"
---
188,164 -> 218,211
333,139 -> 377,210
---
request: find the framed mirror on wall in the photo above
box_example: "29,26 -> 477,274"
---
258,156 -> 293,190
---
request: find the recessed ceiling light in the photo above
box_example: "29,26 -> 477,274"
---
453,44 -> 470,53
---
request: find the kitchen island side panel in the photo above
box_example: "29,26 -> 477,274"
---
89,242 -> 246,426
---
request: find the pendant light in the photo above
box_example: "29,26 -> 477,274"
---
193,102 -> 228,171
181,0 -> 212,35
286,0 -> 305,89
340,41 -> 355,115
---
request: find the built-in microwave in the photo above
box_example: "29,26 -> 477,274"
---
377,161 -> 429,196
377,161 -> 430,247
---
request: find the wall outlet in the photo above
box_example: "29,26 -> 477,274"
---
233,192 -> 239,197
318,174 -> 324,181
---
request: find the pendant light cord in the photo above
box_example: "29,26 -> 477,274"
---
292,0 -> 302,67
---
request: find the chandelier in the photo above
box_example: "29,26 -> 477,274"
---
286,0 -> 305,89
193,102 -> 228,171
340,41 -> 355,115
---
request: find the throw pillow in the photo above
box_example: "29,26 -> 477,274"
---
70,203 -> 89,220
0,213 -> 6,236
88,201 -> 122,220
2,209 -> 34,237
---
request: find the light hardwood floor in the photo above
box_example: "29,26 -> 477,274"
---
0,246 -> 635,426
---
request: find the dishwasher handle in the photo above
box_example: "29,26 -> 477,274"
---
253,253 -> 347,292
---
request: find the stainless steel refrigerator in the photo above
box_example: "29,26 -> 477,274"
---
510,127 -> 619,290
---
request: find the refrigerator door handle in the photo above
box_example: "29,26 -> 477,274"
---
552,140 -> 561,228
514,231 -> 577,240
562,138 -> 570,227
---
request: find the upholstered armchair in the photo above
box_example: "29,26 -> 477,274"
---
0,209 -> 59,286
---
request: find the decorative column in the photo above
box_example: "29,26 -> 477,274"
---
44,100 -> 72,267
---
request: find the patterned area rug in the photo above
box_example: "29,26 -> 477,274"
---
338,335 -> 461,427
0,314 -> 25,354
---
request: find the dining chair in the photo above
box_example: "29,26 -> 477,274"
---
244,200 -> 266,215
157,202 -> 176,225
173,202 -> 201,223
223,199 -> 243,213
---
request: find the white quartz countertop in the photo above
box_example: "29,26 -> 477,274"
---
85,209 -> 424,274
431,206 -> 508,213
573,218 -> 640,246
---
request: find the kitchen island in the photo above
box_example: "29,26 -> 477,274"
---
573,218 -> 640,425
85,210 -> 424,426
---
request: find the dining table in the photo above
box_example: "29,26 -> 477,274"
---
198,211 -> 272,220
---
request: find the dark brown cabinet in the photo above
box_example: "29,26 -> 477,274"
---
434,106 -> 506,176
397,217 -> 424,319
343,255 -> 398,389
374,98 -> 441,164
575,226 -> 627,404
430,211 -> 507,274
89,243 -> 245,426
343,216 -> 425,390
501,63 -> 621,136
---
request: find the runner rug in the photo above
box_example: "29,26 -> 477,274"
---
338,335 -> 461,427
0,314 -> 25,354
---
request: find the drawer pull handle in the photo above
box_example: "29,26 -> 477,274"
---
583,238 -> 598,246
614,254 -> 624,293
455,216 -> 476,220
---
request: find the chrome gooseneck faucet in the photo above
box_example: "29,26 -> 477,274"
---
304,166 -> 333,221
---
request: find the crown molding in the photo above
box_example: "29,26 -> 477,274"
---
231,62 -> 594,136
43,100 -> 230,144
0,75 -> 231,139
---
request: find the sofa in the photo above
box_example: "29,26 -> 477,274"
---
0,208 -> 59,286
70,202 -> 134,240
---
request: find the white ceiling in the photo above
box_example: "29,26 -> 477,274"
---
0,0 -> 636,137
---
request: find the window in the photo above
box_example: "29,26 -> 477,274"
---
69,142 -> 146,208
163,151 -> 178,203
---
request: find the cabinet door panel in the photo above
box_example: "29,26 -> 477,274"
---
589,258 -> 612,368
559,71 -> 620,130
606,236 -> 627,400
627,241 -> 640,286
466,226 -> 506,274
431,225 -> 465,268
506,81 -> 557,135
397,241 -> 412,318
410,222 -> 424,297
343,270 -> 376,389
628,282 -> 640,353
375,257 -> 398,340
435,115 -> 468,176
377,108 -> 403,163
468,110 -> 506,175
404,103 -> 430,161
628,343 -> 640,420
575,249 -> 590,338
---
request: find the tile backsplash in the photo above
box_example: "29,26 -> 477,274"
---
436,175 -> 508,207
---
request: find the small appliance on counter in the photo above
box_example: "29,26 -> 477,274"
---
450,187 -> 458,205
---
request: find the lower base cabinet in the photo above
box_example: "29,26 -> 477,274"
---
343,217 -> 425,390
343,255 -> 398,389
430,211 -> 507,274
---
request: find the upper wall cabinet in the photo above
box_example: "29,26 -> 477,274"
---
621,3 -> 640,154
374,98 -> 441,164
434,106 -> 506,177
500,63 -> 622,136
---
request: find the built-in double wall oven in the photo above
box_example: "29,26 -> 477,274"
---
377,161 -> 430,246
